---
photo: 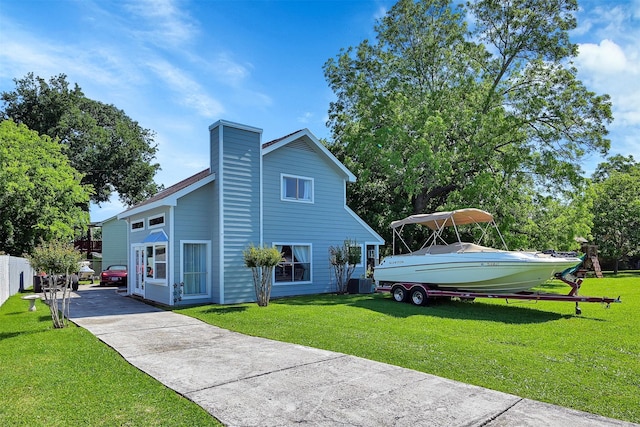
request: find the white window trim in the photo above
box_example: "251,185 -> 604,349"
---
180,240 -> 211,299
272,242 -> 313,285
131,219 -> 145,232
148,213 -> 166,230
365,243 -> 379,266
144,242 -> 168,286
280,173 -> 314,204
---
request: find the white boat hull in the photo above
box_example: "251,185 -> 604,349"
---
374,251 -> 581,293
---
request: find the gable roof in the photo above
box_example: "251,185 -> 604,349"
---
116,128 -> 355,220
118,168 -> 215,219
262,129 -> 357,182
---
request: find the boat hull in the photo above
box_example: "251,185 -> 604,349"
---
373,251 -> 581,293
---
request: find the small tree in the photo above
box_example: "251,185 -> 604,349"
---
27,240 -> 82,328
329,239 -> 361,294
243,244 -> 283,307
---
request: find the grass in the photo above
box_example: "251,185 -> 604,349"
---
175,274 -> 640,423
0,293 -> 222,426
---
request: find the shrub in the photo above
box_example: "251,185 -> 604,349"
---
243,244 -> 282,306
26,240 -> 82,328
329,239 -> 360,294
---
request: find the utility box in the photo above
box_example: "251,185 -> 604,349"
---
348,278 -> 374,294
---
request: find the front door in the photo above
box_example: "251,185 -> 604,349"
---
133,246 -> 145,297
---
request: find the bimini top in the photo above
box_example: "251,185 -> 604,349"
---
390,208 -> 494,230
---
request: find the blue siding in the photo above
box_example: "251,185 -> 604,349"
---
210,127 -> 222,303
173,182 -> 215,305
101,218 -> 128,268
127,207 -> 171,305
128,207 -> 170,245
263,136 -> 382,298
220,126 -> 261,303
121,123 -> 381,306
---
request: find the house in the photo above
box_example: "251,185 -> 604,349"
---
116,120 -> 384,305
98,215 -> 128,270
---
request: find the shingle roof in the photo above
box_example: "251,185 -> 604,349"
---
121,128 -> 332,216
122,168 -> 211,213
262,129 -> 304,149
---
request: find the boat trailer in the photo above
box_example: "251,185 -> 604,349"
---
376,276 -> 620,315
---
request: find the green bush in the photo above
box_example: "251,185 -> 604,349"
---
26,239 -> 82,328
243,244 -> 283,306
329,239 -> 360,294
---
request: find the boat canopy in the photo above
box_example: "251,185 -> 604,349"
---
389,208 -> 508,254
390,208 -> 494,230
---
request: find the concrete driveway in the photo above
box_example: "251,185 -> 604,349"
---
67,285 -> 635,427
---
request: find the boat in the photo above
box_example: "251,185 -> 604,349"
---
373,208 -> 583,293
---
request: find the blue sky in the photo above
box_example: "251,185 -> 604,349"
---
1,0 -> 638,223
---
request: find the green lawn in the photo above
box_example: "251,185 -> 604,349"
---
175,274 -> 640,423
0,294 -> 222,426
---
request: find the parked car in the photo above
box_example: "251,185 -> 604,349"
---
100,265 -> 127,287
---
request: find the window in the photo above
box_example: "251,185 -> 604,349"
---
275,244 -> 311,283
182,242 -> 209,297
146,244 -> 167,280
281,174 -> 313,202
148,214 -> 165,229
137,231 -> 168,286
131,220 -> 145,232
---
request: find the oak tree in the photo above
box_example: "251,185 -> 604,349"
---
323,0 -> 612,248
1,73 -> 161,206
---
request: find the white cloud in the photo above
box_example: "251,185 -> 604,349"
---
123,0 -> 199,48
373,5 -> 388,22
146,59 -> 224,118
0,26 -> 142,101
575,3 -> 639,46
297,112 -> 313,124
576,39 -> 629,73
213,53 -> 251,85
575,37 -> 640,128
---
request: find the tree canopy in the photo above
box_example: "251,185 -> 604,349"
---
1,73 -> 161,206
0,120 -> 91,255
323,0 -> 611,249
591,156 -> 640,273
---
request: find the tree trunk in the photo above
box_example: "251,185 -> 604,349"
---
252,266 -> 274,306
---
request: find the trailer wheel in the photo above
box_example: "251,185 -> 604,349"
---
391,286 -> 408,302
411,288 -> 427,306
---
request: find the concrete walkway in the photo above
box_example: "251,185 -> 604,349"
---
67,285 -> 634,427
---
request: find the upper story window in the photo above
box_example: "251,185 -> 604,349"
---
131,220 -> 145,232
148,214 -> 165,229
281,174 -> 313,203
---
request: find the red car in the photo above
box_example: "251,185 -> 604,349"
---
100,265 -> 128,287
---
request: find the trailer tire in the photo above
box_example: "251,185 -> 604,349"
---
411,288 -> 427,306
391,286 -> 408,303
